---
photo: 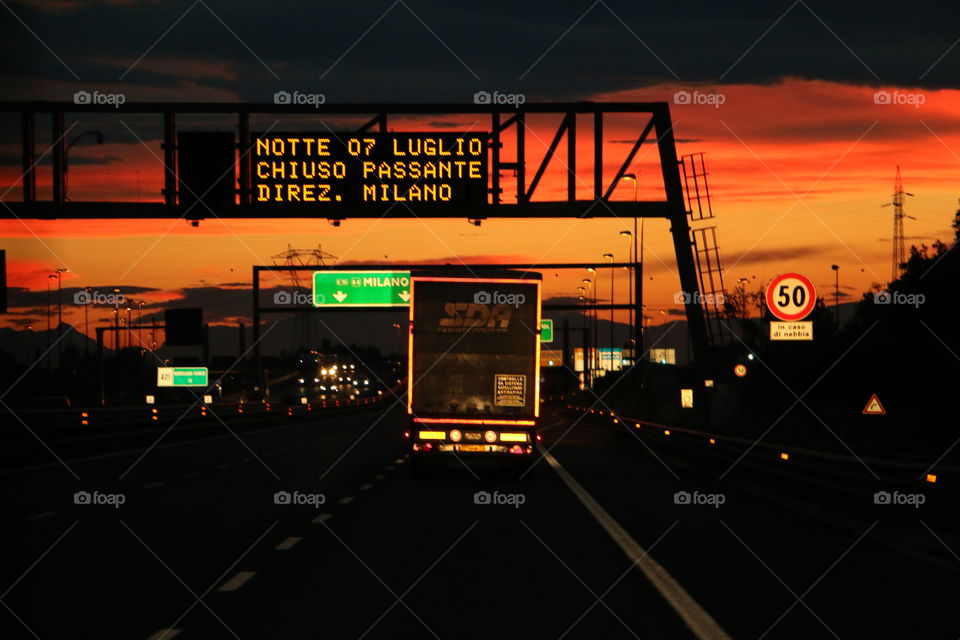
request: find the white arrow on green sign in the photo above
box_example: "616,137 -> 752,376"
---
313,271 -> 412,307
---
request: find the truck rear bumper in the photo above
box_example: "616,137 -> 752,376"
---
411,442 -> 534,455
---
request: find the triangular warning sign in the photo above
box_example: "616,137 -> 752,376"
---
862,393 -> 885,415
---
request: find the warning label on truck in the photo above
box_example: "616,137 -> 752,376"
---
494,374 -> 526,407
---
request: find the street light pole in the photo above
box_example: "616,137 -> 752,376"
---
619,230 -> 633,354
622,172 -> 639,360
831,264 -> 840,326
583,274 -> 595,381
602,252 -> 614,371
137,301 -> 144,351
46,274 -> 55,369
54,267 -> 68,366
577,287 -> 586,383
126,306 -> 132,349
83,287 -> 91,356
112,288 -> 121,353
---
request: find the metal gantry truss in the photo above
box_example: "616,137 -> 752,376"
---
2,101 -> 714,368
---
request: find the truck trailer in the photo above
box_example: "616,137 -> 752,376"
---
406,271 -> 542,470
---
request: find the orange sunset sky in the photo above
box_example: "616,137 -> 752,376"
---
4,80 -> 959,336
2,0 -> 959,338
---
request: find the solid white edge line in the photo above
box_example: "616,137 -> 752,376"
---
540,447 -> 732,640
217,571 -> 256,592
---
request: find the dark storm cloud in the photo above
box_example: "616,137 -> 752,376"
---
0,153 -> 123,165
2,0 -> 958,104
5,285 -> 157,308
726,244 -> 827,266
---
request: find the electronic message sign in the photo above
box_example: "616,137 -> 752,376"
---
253,132 -> 488,206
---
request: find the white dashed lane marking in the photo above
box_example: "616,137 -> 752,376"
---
144,482 -> 165,489
359,484 -> 373,491
145,630 -> 181,640
182,472 -> 200,479
338,496 -> 354,505
21,511 -> 57,522
374,474 -> 385,480
274,536 -> 302,551
312,513 -> 332,523
217,571 -> 256,592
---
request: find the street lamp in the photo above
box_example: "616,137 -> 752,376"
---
126,305 -> 133,349
622,172 -> 642,354
112,288 -> 121,353
602,252 -> 615,371
577,286 -> 586,381
65,131 -> 104,201
54,267 -> 68,365
831,265 -> 840,325
46,274 -> 56,368
619,230 -> 633,352
583,276 -> 595,377
82,286 -> 91,355
136,300 -> 145,351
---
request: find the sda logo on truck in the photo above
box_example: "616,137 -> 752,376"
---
438,302 -> 512,332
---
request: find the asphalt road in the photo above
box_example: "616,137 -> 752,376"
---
2,404 -> 957,639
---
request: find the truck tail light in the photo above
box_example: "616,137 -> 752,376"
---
483,430 -> 497,443
449,429 -> 462,442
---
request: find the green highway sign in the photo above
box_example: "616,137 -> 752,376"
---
313,270 -> 411,307
157,367 -> 209,388
540,319 -> 554,343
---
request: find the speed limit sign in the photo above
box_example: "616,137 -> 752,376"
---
766,273 -> 816,321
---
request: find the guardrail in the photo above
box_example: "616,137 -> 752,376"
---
562,403 -> 954,495
0,391 -> 396,433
